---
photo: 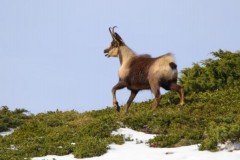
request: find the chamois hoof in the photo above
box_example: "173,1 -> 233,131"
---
114,102 -> 120,112
113,102 -> 120,112
116,105 -> 120,112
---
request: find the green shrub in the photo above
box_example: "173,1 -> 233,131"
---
73,136 -> 108,158
0,106 -> 31,132
149,133 -> 182,147
109,135 -> 124,145
200,122 -> 240,151
180,50 -> 240,93
0,123 -> 8,132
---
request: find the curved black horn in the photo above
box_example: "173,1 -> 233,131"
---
109,27 -> 113,36
109,26 -> 118,41
109,27 -> 116,40
109,27 -> 112,34
112,26 -> 118,33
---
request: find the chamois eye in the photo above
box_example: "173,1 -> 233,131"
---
112,42 -> 117,47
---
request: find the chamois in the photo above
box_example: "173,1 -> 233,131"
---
104,27 -> 185,112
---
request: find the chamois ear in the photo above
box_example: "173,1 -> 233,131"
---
115,33 -> 125,45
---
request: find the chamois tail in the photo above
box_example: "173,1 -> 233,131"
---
169,62 -> 177,70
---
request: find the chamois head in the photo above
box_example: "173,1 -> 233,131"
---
104,26 -> 125,57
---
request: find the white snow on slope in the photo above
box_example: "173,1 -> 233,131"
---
0,128 -> 15,137
32,128 -> 240,160
111,127 -> 156,142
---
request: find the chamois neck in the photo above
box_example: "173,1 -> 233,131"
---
118,45 -> 136,65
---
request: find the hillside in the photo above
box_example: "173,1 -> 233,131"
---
0,50 -> 240,160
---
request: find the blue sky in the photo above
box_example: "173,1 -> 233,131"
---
1,0 -> 240,114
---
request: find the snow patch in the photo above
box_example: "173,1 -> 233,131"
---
0,128 -> 15,137
219,141 -> 240,151
112,127 -> 156,143
32,128 -> 240,160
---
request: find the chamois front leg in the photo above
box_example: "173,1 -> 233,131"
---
112,81 -> 126,112
124,90 -> 139,113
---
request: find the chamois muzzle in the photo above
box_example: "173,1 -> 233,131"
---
104,49 -> 109,53
104,48 -> 111,57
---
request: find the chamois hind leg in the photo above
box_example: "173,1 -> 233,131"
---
150,82 -> 161,110
124,90 -> 138,113
169,83 -> 185,105
112,81 -> 126,112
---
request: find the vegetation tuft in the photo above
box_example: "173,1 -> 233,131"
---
0,106 -> 31,132
0,50 -> 240,159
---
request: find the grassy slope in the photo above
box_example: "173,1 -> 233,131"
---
1,85 -> 240,160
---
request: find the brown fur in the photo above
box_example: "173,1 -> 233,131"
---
124,56 -> 156,90
104,27 -> 185,112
